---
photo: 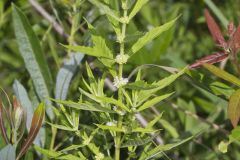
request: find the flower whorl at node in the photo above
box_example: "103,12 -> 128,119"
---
113,76 -> 128,88
115,54 -> 129,64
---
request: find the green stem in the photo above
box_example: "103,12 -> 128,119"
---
115,6 -> 128,160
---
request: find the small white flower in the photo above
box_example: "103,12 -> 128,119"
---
113,106 -> 118,111
113,76 -> 128,88
115,54 -> 129,64
119,110 -> 126,116
106,120 -> 117,126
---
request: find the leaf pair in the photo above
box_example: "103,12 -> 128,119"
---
190,9 -> 240,68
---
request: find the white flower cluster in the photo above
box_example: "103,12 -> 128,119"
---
95,153 -> 104,160
113,106 -> 126,116
115,54 -> 129,64
113,76 -> 128,88
106,120 -> 117,126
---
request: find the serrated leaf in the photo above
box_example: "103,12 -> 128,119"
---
17,103 -> 45,160
124,80 -> 158,90
34,145 -> 62,158
51,99 -> 116,113
55,53 -> 84,100
130,17 -> 178,56
0,144 -> 16,160
137,92 -> 174,112
96,124 -> 124,132
96,96 -> 130,112
228,89 -> 240,128
128,0 -> 149,20
121,134 -> 158,148
46,122 -> 77,131
137,67 -> 186,104
139,136 -> 193,160
88,0 -> 121,22
12,4 -> 54,119
203,63 -> 240,87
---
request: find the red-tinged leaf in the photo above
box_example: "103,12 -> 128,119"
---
0,99 -> 9,144
230,25 -> 240,53
189,52 -> 228,68
16,103 -> 45,160
228,89 -> 240,128
204,9 -> 227,48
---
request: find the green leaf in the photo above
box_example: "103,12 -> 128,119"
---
51,99 -> 116,113
96,124 -> 124,132
228,89 -> 240,128
0,144 -> 16,160
132,127 -> 159,133
88,0 -> 121,22
124,80 -> 158,90
121,134 -> 158,148
138,67 -> 187,104
46,122 -> 77,131
12,4 -> 54,119
128,0 -> 149,20
159,119 -> 179,138
137,92 -> 174,112
139,136 -> 193,160
203,63 -> 240,87
62,45 -> 107,58
130,17 -> 178,56
17,103 -> 45,160
34,145 -> 62,158
229,126 -> 240,142
96,96 -> 131,112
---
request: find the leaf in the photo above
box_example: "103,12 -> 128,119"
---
229,126 -> 240,142
62,45 -> 106,58
124,80 -> 158,90
96,124 -> 124,132
128,0 -> 149,20
51,99 -> 116,113
55,53 -> 84,100
203,63 -> 240,87
228,89 -> 240,128
96,96 -> 130,112
46,122 -> 77,131
139,136 -> 193,160
132,127 -> 159,133
12,4 -> 54,119
121,134 -> 158,148
13,80 -> 34,131
17,103 -> 45,160
34,145 -> 62,158
13,80 -> 45,146
137,92 -> 174,112
204,9 -> 227,48
138,67 -> 186,104
88,0 -> 121,22
159,119 -> 179,138
0,144 -> 16,160
0,99 -> 9,144
130,17 -> 178,56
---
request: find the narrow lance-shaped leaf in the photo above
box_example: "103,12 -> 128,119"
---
0,99 -> 9,144
88,0 -> 121,22
55,53 -> 84,100
16,103 -> 45,160
203,63 -> 240,87
189,52 -> 228,68
128,0 -> 149,20
130,17 -> 178,56
137,92 -> 174,112
204,9 -> 227,48
139,136 -> 193,160
228,89 -> 240,128
12,4 -> 54,119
